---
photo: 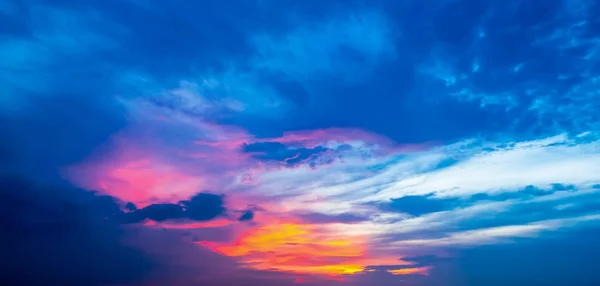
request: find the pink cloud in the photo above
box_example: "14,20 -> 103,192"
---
67,121 -> 420,206
260,128 -> 428,152
67,149 -> 206,206
65,123 -> 437,222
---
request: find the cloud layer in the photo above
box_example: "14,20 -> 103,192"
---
2,0 -> 600,285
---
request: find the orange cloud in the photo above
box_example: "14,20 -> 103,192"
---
387,266 -> 431,275
198,222 -> 408,276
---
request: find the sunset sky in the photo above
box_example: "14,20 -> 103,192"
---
2,0 -> 600,285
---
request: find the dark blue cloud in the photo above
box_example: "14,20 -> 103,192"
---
0,176 -> 152,286
455,189 -> 600,234
0,95 -> 125,178
0,1 -> 128,181
183,193 -> 226,221
4,0 -> 599,146
125,201 -> 137,211
123,203 -> 185,223
238,210 -> 254,222
487,191 -> 600,224
122,193 -> 226,223
378,186 -> 600,245
378,194 -> 459,216
242,142 -> 329,167
263,0 -> 600,143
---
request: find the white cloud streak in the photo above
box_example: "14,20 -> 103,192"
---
242,133 -> 600,250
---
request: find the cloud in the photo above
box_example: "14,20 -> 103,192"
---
183,193 -> 227,220
67,147 -> 208,206
416,0 -> 600,136
229,132 -> 600,275
242,141 -> 330,168
401,255 -> 444,266
392,215 -> 600,248
377,195 -> 459,216
253,134 -> 598,215
122,193 -> 226,223
6,1 -> 600,285
0,176 -> 152,286
361,134 -> 600,201
117,69 -> 288,120
0,2 -> 129,181
387,266 -> 430,276
296,212 -> 369,224
250,10 -> 396,82
66,122 -> 405,208
198,222 -> 412,276
238,210 -> 254,221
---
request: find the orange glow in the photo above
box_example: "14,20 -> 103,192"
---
198,223 -> 406,276
387,266 -> 431,275
63,127 -> 434,279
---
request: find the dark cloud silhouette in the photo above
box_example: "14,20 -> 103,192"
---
241,142 -> 329,167
125,201 -> 138,211
124,203 -> 186,223
238,210 -> 254,221
456,190 -> 600,232
0,176 -> 152,286
183,193 -> 226,220
122,193 -> 226,224
1,97 -> 125,176
378,194 -> 459,216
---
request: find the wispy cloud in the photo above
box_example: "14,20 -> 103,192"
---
393,214 -> 600,248
69,107 -> 600,277
115,68 -> 288,120
417,6 -> 600,136
227,132 -> 600,271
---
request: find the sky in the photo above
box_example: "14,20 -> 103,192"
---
1,0 -> 600,285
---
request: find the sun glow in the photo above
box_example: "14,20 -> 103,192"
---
198,223 -> 373,275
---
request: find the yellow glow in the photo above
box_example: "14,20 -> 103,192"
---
199,223 -> 370,275
387,266 -> 431,275
199,222 -> 418,276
